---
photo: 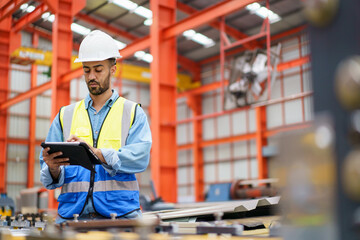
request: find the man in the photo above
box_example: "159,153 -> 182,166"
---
39,30 -> 152,223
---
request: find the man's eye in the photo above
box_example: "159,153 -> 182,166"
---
95,69 -> 102,72
84,70 -> 90,73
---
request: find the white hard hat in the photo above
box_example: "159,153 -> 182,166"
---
74,30 -> 121,63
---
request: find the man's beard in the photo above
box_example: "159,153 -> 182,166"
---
87,73 -> 110,95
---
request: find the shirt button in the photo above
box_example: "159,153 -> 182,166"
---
94,112 -> 97,115
95,131 -> 98,134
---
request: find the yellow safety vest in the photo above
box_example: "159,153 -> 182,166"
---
60,97 -> 137,148
57,96 -> 140,219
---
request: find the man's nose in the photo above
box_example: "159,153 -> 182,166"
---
88,70 -> 96,80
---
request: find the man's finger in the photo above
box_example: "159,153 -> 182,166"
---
54,158 -> 69,163
49,151 -> 63,159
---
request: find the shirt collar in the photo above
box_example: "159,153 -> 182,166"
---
84,89 -> 119,110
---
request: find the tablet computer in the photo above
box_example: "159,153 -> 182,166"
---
41,142 -> 102,172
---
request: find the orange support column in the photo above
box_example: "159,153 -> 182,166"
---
187,95 -> 204,201
255,106 -> 268,179
0,17 -> 11,193
27,33 -> 38,188
150,0 -> 177,202
47,0 -> 85,209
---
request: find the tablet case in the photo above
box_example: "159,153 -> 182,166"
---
41,142 -> 102,172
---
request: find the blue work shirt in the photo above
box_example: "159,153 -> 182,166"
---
39,89 -> 152,222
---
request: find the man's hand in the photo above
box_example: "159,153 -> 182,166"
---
67,135 -> 106,164
42,147 -> 69,180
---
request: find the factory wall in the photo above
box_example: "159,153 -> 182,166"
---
5,31 -> 311,203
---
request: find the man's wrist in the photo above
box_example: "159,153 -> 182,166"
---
95,148 -> 106,164
49,167 -> 60,180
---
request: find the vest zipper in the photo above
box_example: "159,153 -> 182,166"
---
83,101 -> 116,217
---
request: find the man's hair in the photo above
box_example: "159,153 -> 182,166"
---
108,58 -> 116,66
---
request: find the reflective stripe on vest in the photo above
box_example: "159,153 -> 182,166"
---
61,180 -> 139,194
61,102 -> 78,141
121,99 -> 136,146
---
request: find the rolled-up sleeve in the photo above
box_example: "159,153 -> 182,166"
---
100,106 -> 152,176
39,113 -> 65,189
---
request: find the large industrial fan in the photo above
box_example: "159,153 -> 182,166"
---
227,44 -> 281,107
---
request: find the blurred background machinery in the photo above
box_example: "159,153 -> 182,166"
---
206,179 -> 278,202
0,194 -> 15,217
227,44 -> 282,107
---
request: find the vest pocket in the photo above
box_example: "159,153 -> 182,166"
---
75,127 -> 92,144
64,166 -> 78,182
103,138 -> 121,149
105,191 -> 135,201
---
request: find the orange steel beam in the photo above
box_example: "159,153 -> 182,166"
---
178,122 -> 311,150
8,138 -> 43,145
47,0 -> 84,210
176,2 -> 261,49
27,33 -> 38,188
12,3 -> 48,33
0,17 -> 11,193
177,54 -> 201,82
41,0 -> 57,14
150,0 -> 177,202
255,106 -> 267,179
0,82 -> 51,110
201,133 -> 256,148
177,143 -> 193,151
24,25 -> 52,40
0,0 -> 28,22
76,12 -> 138,41
187,95 -> 204,201
277,55 -> 310,71
120,36 -> 150,59
265,122 -> 312,137
24,26 -> 82,51
271,25 -> 307,42
177,81 -> 228,98
163,0 -> 257,40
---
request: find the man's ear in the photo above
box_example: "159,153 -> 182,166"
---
110,64 -> 117,75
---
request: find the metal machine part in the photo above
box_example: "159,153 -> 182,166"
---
230,179 -> 278,200
334,56 -> 360,110
0,194 -> 15,217
59,217 -> 160,232
342,149 -> 360,201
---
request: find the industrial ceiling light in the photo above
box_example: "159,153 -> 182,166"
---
143,19 -> 152,26
26,5 -> 35,13
134,6 -> 152,19
246,2 -> 281,24
111,0 -> 137,11
20,3 -> 28,10
134,51 -> 153,63
42,12 -> 55,22
41,12 -> 50,19
20,3 -> 35,13
183,29 -> 215,48
142,53 -> 153,63
110,0 -> 153,20
71,23 -> 91,35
